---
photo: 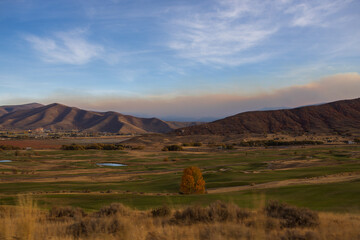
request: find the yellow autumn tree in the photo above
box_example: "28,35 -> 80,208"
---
180,166 -> 205,194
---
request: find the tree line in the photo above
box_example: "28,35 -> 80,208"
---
61,143 -> 144,151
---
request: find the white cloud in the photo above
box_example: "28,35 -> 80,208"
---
286,0 -> 353,27
168,1 -> 276,66
25,29 -> 104,64
167,0 -> 354,66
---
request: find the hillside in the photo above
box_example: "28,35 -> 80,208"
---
0,103 -> 199,134
174,98 -> 360,135
0,103 -> 44,117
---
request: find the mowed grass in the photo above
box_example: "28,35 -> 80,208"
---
0,160 -> 359,194
1,180 -> 359,212
0,144 -> 359,212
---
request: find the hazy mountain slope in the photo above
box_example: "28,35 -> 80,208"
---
0,103 -> 44,117
174,98 -> 360,135
166,121 -> 205,129
0,103 -> 199,134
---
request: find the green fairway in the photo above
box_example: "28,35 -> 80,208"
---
1,180 -> 359,212
0,144 -> 359,212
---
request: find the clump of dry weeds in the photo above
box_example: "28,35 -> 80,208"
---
0,197 -> 360,240
265,200 -> 319,228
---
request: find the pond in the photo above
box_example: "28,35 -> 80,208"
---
0,160 -> 12,163
96,163 -> 127,167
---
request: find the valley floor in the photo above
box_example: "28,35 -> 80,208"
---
0,142 -> 359,213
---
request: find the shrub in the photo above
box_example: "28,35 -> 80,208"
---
0,145 -> 21,150
62,143 -> 126,150
208,201 -> 251,222
239,140 -> 323,147
180,166 -> 206,194
265,201 -> 319,228
224,144 -> 234,150
182,142 -> 202,147
49,206 -> 86,219
162,145 -> 183,151
85,143 -> 104,150
102,144 -> 118,150
131,145 -> 144,150
208,201 -> 237,222
151,205 -> 171,217
61,144 -> 85,150
173,205 -> 211,224
281,229 -> 319,240
172,201 -> 251,224
95,203 -> 130,217
67,217 -> 126,237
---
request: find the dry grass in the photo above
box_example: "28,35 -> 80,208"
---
0,197 -> 360,240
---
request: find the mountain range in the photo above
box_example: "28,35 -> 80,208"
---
174,98 -> 360,135
1,98 -> 359,135
0,103 -> 201,134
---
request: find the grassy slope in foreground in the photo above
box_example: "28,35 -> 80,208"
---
1,180 -> 360,212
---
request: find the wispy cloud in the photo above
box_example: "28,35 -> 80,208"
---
167,0 -> 354,66
25,29 -> 104,64
285,0 -> 352,27
168,1 -> 276,66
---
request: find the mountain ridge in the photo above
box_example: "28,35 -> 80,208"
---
0,103 -> 201,134
174,98 -> 360,135
0,103 -> 44,117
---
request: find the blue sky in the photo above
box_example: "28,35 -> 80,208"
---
0,0 -> 360,120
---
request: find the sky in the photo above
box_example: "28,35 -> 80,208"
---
0,0 -> 359,121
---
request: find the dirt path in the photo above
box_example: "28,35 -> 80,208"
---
207,172 -> 360,194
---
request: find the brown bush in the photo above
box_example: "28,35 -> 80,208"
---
162,145 -> 183,151
265,217 -> 281,232
182,142 -> 202,147
49,206 -> 86,219
67,217 -> 126,237
95,203 -> 130,217
151,205 -> 171,218
265,201 -> 319,228
131,145 -> 145,150
0,145 -> 21,150
280,229 -> 319,240
209,201 -> 251,222
208,201 -> 237,222
173,205 -> 210,224
172,201 -> 251,225
2,199 -> 360,240
236,208 -> 252,222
